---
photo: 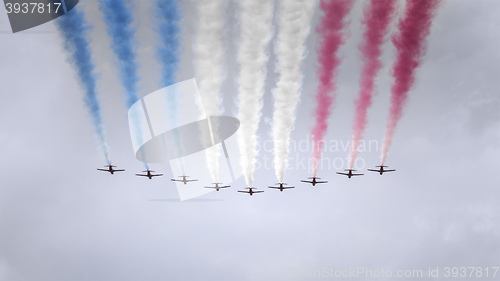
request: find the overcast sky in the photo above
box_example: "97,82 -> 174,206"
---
0,0 -> 499,280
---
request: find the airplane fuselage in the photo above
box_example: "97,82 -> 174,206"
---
139,171 -> 158,179
368,166 -> 394,175
238,187 -> 263,196
98,165 -> 124,175
337,169 -> 363,178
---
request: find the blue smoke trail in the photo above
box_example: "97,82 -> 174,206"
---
154,0 -> 181,88
98,0 -> 139,109
153,0 -> 184,173
154,0 -> 181,126
99,0 -> 148,170
55,5 -> 110,164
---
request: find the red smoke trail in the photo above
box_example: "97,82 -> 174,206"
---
381,0 -> 441,165
349,0 -> 396,169
311,0 -> 354,177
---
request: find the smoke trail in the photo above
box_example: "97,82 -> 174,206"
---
272,0 -> 315,182
348,0 -> 396,169
154,0 -> 180,124
192,0 -> 226,182
380,0 -> 441,165
98,0 -> 139,108
154,0 -> 181,88
237,0 -> 274,186
55,6 -> 110,164
153,0 -> 183,173
99,0 -> 148,169
311,0 -> 354,176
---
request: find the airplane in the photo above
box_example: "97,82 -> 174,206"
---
171,175 -> 198,185
268,183 -> 294,192
204,182 -> 230,191
97,164 -> 125,175
337,169 -> 364,178
237,187 -> 264,196
301,177 -> 328,186
367,165 -> 396,175
135,170 -> 163,179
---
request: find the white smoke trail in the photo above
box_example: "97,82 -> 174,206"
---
237,0 -> 274,187
272,0 -> 315,183
192,0 -> 227,182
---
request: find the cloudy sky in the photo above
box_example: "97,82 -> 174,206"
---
0,0 -> 499,280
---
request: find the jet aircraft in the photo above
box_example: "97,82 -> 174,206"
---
237,187 -> 264,196
268,183 -> 294,192
204,182 -> 230,191
171,175 -> 198,185
300,177 -> 328,186
336,169 -> 364,178
136,170 -> 163,179
97,164 -> 125,175
367,165 -> 395,175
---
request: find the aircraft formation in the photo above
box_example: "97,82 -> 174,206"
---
97,164 -> 395,196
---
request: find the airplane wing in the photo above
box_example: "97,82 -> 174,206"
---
136,174 -> 149,177
367,169 -> 378,172
316,181 -> 327,184
204,186 -> 215,189
97,169 -> 108,172
336,172 -> 348,175
253,190 -> 264,193
186,179 -> 198,182
114,169 -> 125,172
151,174 -> 163,177
351,174 -> 364,176
268,186 -> 279,189
282,186 -> 295,189
237,190 -> 249,193
301,180 -> 313,183
385,170 -> 396,172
